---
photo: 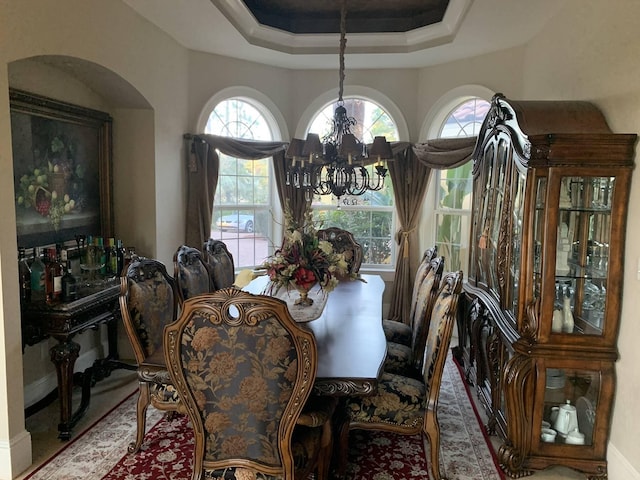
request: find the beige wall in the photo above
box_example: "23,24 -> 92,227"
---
1,0 -> 640,478
521,1 -> 640,477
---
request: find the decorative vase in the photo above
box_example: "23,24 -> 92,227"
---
563,296 -> 574,333
294,285 -> 314,306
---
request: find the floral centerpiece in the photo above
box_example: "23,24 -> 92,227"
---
262,204 -> 350,305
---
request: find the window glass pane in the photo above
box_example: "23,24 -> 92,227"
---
207,98 -> 275,269
434,97 -> 489,271
439,98 -> 490,138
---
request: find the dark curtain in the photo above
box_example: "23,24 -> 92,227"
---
184,134 -> 288,248
386,142 -> 432,323
272,153 -> 311,227
185,140 -> 219,249
386,136 -> 477,325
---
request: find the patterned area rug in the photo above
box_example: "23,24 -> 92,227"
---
24,353 -> 504,480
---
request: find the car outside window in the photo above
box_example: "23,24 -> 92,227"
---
206,98 -> 276,269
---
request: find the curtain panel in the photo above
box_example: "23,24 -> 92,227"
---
386,136 -> 477,325
184,134 -> 287,248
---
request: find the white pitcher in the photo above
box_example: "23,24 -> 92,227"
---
553,400 -> 578,436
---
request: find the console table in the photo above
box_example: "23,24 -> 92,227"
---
21,279 -> 134,440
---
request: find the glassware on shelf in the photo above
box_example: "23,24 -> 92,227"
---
80,236 -> 106,287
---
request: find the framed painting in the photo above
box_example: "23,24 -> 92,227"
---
10,88 -> 113,248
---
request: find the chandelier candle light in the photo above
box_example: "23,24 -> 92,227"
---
285,0 -> 394,200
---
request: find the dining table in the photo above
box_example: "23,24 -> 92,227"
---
243,273 -> 388,397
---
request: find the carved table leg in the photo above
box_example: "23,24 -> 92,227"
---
50,339 -> 80,440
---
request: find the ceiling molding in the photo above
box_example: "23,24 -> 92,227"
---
211,0 -> 472,55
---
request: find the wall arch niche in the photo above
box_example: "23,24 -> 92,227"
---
7,55 -> 152,435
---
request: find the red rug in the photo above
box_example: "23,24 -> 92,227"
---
24,353 -> 504,480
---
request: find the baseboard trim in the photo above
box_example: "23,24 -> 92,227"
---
0,428 -> 32,480
609,443 -> 640,480
23,345 -> 104,409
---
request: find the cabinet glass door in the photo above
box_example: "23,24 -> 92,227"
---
532,177 -> 547,302
541,366 -> 600,447
473,139 -> 507,292
507,167 -> 526,316
554,176 -> 612,336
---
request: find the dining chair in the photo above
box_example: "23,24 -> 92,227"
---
203,238 -> 236,289
383,255 -> 445,378
164,288 -> 335,480
337,270 -> 464,480
119,258 -> 180,453
382,245 -> 438,345
316,227 -> 363,276
173,245 -> 213,306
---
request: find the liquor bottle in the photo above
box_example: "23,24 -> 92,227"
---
45,247 -> 63,304
116,239 -> 125,276
97,237 -> 107,275
61,250 -> 78,302
30,247 -> 46,295
18,247 -> 32,303
108,237 -> 117,276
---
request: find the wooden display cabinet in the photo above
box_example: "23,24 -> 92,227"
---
456,94 -> 636,479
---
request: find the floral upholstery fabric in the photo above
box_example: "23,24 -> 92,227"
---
175,246 -> 212,303
383,263 -> 441,376
127,266 -> 177,358
165,290 -> 325,480
381,320 -> 411,345
150,382 -> 180,403
181,313 -> 298,465
383,341 -> 414,378
204,240 -> 236,290
346,372 -> 426,430
422,277 -> 457,398
408,262 -> 442,370
202,425 -> 322,480
120,259 -> 179,453
382,246 -> 436,344
346,271 -> 461,431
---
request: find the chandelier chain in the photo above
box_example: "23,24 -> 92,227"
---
338,0 -> 346,103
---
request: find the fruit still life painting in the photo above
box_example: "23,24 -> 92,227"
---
10,89 -> 112,248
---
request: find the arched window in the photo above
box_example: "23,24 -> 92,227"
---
433,97 -> 490,271
308,98 -> 398,268
205,98 -> 278,268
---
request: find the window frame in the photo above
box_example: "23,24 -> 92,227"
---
200,92 -> 285,270
421,86 -> 493,272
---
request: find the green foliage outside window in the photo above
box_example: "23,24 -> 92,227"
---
436,162 -> 473,270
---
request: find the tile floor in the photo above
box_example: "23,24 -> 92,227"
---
15,360 -> 586,480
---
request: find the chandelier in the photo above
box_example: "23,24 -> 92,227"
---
285,0 -> 393,200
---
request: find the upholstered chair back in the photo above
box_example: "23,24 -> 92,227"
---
203,239 -> 235,289
317,227 -> 363,275
410,256 -> 445,372
174,245 -> 213,305
164,288 -> 318,479
421,271 -> 463,404
120,258 -> 178,363
407,246 -> 438,325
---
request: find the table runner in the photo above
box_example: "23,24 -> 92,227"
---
268,282 -> 329,322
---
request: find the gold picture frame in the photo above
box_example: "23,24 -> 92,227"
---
10,88 -> 113,248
